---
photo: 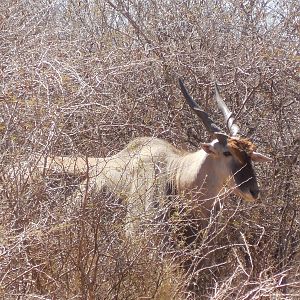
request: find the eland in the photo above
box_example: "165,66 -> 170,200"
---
35,79 -> 271,236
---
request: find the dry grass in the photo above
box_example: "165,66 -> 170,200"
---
0,0 -> 299,299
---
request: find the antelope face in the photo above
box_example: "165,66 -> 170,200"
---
229,149 -> 259,201
227,137 -> 272,201
201,138 -> 271,202
226,137 -> 259,201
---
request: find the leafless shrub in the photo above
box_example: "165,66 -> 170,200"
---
0,0 -> 299,299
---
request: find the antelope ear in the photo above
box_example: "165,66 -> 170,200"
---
201,143 -> 218,155
251,151 -> 272,162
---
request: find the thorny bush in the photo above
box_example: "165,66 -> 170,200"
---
0,0 -> 299,299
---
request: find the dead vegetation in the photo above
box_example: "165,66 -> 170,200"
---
0,0 -> 299,299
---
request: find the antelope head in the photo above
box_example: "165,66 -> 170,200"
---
179,79 -> 271,201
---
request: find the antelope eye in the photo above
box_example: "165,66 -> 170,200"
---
223,151 -> 232,157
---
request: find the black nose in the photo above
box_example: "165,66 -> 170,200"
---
250,189 -> 259,199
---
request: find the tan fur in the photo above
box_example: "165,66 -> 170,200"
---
227,138 -> 257,163
4,136 -> 268,235
22,137 -> 235,232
